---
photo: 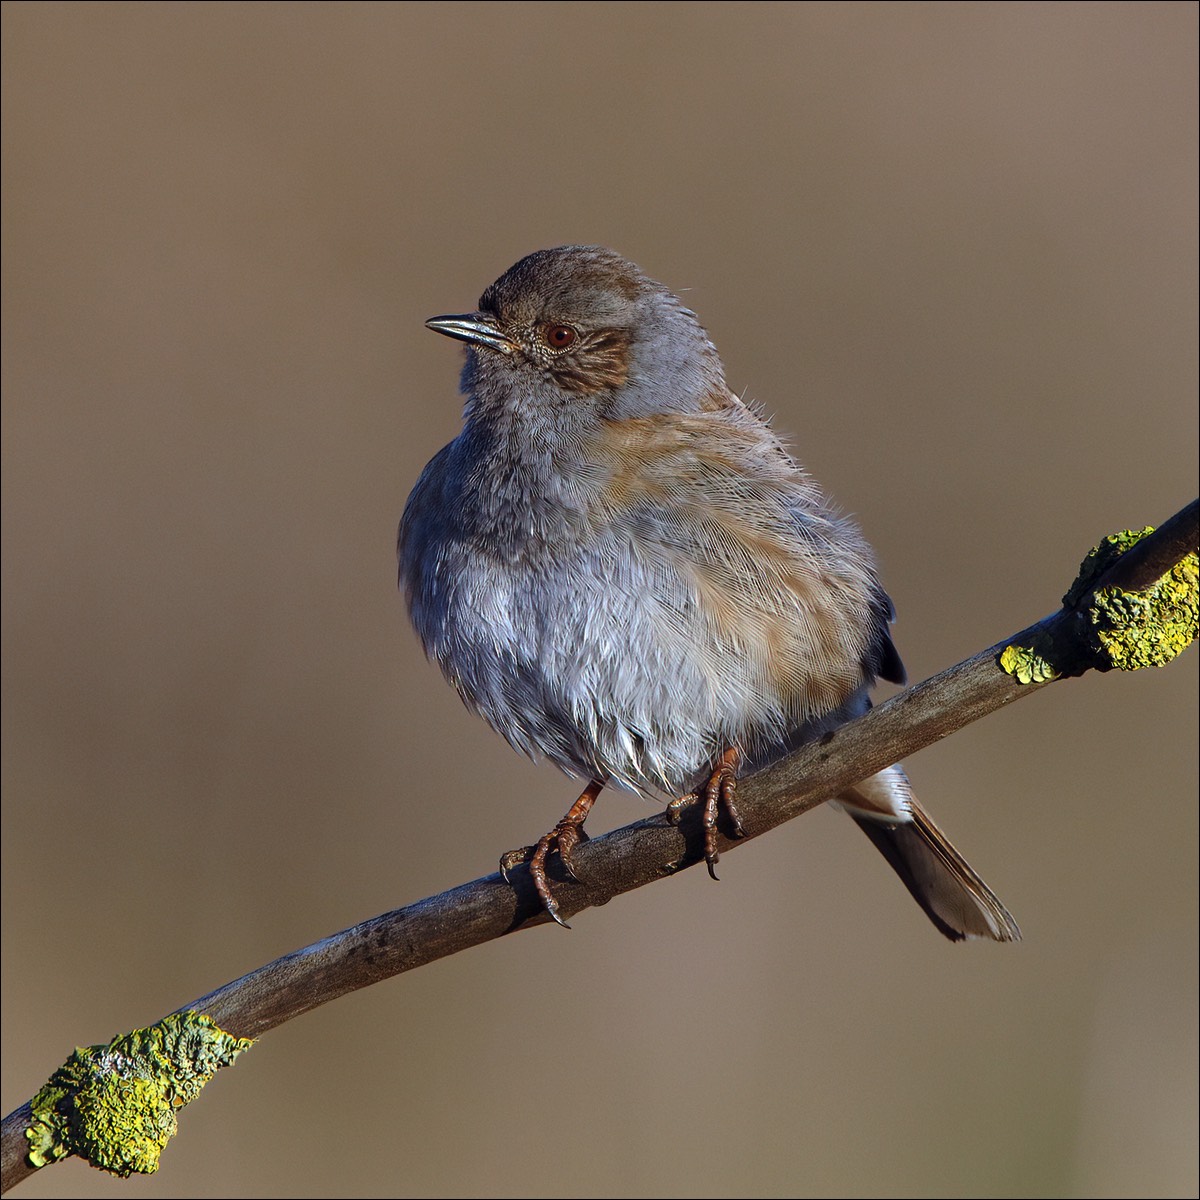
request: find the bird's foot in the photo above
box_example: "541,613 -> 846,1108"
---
666,747 -> 745,878
500,780 -> 604,928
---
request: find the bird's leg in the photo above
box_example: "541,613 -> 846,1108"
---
499,779 -> 605,929
667,747 -> 746,879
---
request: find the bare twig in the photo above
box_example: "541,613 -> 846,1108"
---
2,499 -> 1196,1192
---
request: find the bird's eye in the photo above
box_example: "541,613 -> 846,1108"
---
543,324 -> 577,350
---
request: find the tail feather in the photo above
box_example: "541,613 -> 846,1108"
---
840,768 -> 1021,943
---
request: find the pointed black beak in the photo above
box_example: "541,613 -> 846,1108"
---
425,313 -> 516,355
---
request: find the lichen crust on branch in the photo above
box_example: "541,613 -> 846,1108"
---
1002,525 -> 1199,684
998,639 -> 1061,684
1072,530 -> 1197,671
24,1012 -> 253,1178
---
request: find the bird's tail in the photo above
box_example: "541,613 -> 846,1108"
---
838,766 -> 1021,943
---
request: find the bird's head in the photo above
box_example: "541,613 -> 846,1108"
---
426,246 -> 729,422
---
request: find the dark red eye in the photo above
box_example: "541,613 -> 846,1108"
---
544,324 -> 577,350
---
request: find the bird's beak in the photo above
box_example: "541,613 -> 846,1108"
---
425,312 -> 516,355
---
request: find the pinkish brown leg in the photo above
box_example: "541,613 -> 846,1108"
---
667,747 -> 746,879
500,779 -> 604,928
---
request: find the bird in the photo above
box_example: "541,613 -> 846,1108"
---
398,245 -> 1019,941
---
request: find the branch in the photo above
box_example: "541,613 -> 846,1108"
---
3,500 -> 1196,1193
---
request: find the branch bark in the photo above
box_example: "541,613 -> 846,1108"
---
2,499 -> 1196,1193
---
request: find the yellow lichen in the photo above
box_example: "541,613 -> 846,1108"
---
999,643 -> 1060,684
1090,551 -> 1198,670
25,1012 -> 252,1177
1062,527 -> 1157,608
1002,524 -> 1197,684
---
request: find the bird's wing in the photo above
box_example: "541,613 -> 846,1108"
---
585,410 -> 901,721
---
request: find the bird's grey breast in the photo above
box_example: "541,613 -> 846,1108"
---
398,410 -> 634,773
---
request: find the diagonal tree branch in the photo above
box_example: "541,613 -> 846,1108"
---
2,499 -> 1196,1193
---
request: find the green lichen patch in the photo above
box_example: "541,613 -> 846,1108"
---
1061,526 -> 1199,671
999,642 -> 1061,684
1062,527 -> 1157,609
25,1012 -> 253,1177
1089,552 -> 1198,670
1002,525 -> 1198,684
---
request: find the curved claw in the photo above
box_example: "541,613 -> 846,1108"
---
544,899 -> 572,930
499,846 -> 533,885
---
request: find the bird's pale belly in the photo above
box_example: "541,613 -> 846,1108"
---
419,532 -> 853,797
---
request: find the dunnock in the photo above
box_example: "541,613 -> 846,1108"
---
399,246 -> 1019,941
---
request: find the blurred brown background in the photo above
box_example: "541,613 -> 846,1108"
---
2,3 -> 1196,1197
